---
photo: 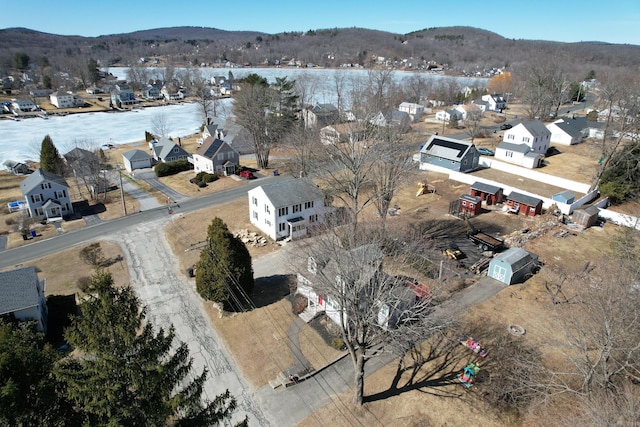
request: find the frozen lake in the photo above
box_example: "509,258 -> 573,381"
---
0,101 -> 227,165
0,67 -> 486,165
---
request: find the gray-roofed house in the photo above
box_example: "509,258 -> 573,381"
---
302,103 -> 340,129
504,191 -> 543,216
470,181 -> 504,205
248,178 -> 329,241
495,141 -> 544,169
503,121 -> 551,155
488,248 -> 538,285
419,135 -> 479,172
150,137 -> 190,163
370,109 -> 411,133
20,168 -> 74,220
192,136 -> 238,175
122,149 -> 152,172
546,118 -> 585,145
398,102 -> 425,121
202,117 -> 255,154
3,160 -> 31,175
0,266 -> 48,332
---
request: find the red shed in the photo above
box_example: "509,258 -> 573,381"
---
504,191 -> 542,217
470,181 -> 503,206
459,194 -> 482,216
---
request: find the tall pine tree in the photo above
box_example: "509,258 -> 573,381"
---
56,271 -> 245,426
0,321 -> 75,426
39,134 -> 65,175
196,218 -> 254,311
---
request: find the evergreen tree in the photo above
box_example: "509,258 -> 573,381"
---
196,218 -> 254,311
39,135 -> 65,175
0,321 -> 72,426
449,113 -> 459,129
56,271 -> 245,426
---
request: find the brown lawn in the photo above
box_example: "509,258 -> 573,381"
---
1,240 -> 129,296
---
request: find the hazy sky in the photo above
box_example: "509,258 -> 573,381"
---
2,0 -> 639,45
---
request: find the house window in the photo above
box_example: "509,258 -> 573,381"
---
309,214 -> 318,223
35,208 -> 44,216
278,207 -> 289,216
252,196 -> 258,206
523,137 -> 530,143
31,194 -> 42,203
40,183 -> 51,189
55,190 -> 66,198
253,211 -> 258,220
173,147 -> 179,153
506,151 -> 513,158
278,223 -> 287,232
507,134 -> 515,140
265,219 -> 271,227
264,204 -> 270,214
218,153 -> 225,161
292,204 -> 302,213
304,201 -> 314,209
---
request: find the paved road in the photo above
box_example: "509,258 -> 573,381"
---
0,175 -> 287,270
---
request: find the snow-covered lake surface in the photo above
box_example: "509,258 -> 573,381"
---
0,102 -> 222,165
0,67 -> 486,165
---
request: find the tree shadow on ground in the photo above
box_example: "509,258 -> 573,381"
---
46,294 -> 77,345
365,334 -> 470,403
251,274 -> 295,308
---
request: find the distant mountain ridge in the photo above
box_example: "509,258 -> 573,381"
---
1,25 -> 639,72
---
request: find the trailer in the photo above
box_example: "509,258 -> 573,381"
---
468,231 -> 503,252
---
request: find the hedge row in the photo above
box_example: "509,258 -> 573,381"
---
154,159 -> 193,177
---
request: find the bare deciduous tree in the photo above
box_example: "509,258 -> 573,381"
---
547,256 -> 640,395
151,113 -> 170,139
299,232 -> 444,406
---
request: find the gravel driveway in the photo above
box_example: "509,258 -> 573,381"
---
114,217 -> 272,426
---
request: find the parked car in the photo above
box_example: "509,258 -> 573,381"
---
476,147 -> 495,156
499,123 -> 513,130
239,170 -> 255,179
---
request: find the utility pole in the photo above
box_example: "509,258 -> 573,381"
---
118,167 -> 127,215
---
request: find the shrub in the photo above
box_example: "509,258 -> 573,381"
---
292,294 -> 308,314
154,159 -> 193,177
77,276 -> 92,292
331,338 -> 346,350
5,217 -> 15,226
197,181 -> 207,188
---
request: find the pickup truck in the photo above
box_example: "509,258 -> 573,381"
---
468,231 -> 503,252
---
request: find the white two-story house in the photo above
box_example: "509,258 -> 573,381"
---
20,168 -> 74,220
248,178 -> 328,241
496,121 -> 550,168
49,91 -> 75,108
481,93 -> 507,112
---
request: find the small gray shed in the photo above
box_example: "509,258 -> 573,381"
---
552,190 -> 575,204
572,205 -> 600,229
488,248 -> 538,285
